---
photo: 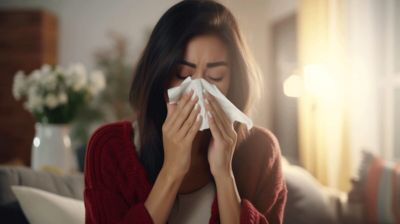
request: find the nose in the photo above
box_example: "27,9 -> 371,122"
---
191,68 -> 206,80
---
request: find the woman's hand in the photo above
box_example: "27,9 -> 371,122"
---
204,91 -> 237,178
162,90 -> 202,179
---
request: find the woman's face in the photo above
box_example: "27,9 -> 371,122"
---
168,34 -> 231,95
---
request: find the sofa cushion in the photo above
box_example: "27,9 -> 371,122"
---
0,166 -> 83,224
12,186 -> 84,224
282,159 -> 336,224
0,166 -> 83,206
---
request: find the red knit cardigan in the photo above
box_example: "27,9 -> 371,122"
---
84,120 -> 287,224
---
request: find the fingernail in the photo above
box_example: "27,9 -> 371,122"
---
194,103 -> 199,110
205,98 -> 209,105
207,111 -> 212,118
185,90 -> 193,97
197,114 -> 201,121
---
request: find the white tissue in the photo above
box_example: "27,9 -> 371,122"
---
167,77 -> 253,131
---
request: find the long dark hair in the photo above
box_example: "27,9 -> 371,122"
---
129,0 -> 261,183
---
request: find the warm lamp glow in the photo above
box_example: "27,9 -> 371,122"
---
283,64 -> 337,98
303,64 -> 335,97
283,74 -> 303,98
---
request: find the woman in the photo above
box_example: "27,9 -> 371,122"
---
84,1 -> 287,223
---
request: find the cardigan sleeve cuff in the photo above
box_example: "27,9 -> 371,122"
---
240,199 -> 262,224
125,203 -> 154,224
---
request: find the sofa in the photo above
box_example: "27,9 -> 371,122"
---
0,159 -> 361,224
0,166 -> 83,223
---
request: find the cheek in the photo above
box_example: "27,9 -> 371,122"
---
215,79 -> 230,96
219,71 -> 231,96
169,78 -> 183,89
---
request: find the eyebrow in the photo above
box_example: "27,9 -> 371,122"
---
178,59 -> 228,68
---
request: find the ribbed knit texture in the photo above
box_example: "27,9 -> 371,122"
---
84,120 -> 287,223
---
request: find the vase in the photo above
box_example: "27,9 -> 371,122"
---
31,123 -> 78,174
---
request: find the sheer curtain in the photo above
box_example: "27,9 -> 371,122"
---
297,0 -> 385,191
297,0 -> 400,191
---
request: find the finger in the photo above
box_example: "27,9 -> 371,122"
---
170,90 -> 193,119
169,90 -> 196,132
163,102 -> 177,128
166,90 -> 192,126
172,93 -> 199,132
204,92 -> 235,138
208,108 -> 238,150
174,93 -> 199,130
166,102 -> 177,118
207,108 -> 227,141
204,97 -> 230,140
185,114 -> 202,140
178,102 -> 201,139
205,91 -> 232,130
207,111 -> 223,140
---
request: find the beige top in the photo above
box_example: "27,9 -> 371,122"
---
131,121 -> 215,224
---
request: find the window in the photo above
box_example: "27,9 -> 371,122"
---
382,0 -> 400,160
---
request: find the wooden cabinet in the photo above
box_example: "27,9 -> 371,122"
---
0,10 -> 58,165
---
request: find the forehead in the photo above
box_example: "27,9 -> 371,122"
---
183,34 -> 228,62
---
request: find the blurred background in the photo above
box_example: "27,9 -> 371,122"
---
0,0 -> 399,223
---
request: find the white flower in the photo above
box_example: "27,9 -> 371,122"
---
27,96 -> 43,112
29,70 -> 42,83
54,65 -> 65,78
45,94 -> 59,109
72,63 -> 86,76
66,63 -> 87,91
13,63 -> 103,119
58,92 -> 68,104
40,64 -> 51,74
24,87 -> 44,112
27,85 -> 39,98
43,73 -> 57,90
88,70 -> 106,96
12,71 -> 26,100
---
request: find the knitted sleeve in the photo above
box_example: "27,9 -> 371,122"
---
84,123 -> 153,224
210,127 -> 287,224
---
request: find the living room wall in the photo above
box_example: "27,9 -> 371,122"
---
0,0 -> 278,129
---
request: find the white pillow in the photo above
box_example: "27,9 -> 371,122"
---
11,186 -> 84,224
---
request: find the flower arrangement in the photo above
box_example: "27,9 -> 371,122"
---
12,64 -> 105,124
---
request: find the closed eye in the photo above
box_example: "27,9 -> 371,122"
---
176,74 -> 191,80
208,75 -> 223,82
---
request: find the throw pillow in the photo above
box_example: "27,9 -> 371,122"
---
11,186 -> 84,224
